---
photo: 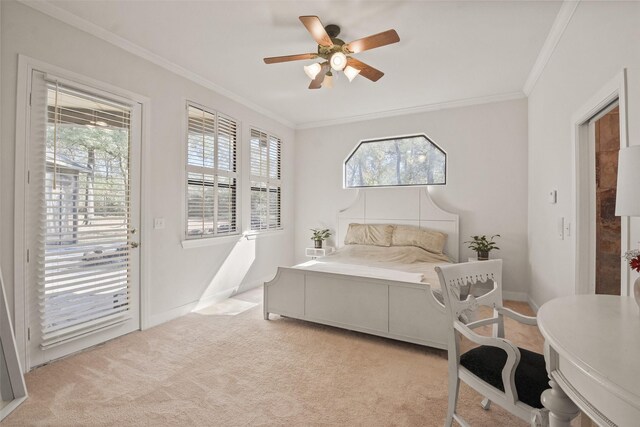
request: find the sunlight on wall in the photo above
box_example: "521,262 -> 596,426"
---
192,237 -> 256,312
193,297 -> 258,316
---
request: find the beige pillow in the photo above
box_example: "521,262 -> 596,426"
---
344,223 -> 395,247
392,225 -> 447,255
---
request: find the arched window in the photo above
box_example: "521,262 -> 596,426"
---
344,134 -> 446,188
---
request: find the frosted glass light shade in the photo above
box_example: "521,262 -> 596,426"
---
330,52 -> 347,71
322,74 -> 333,89
615,145 -> 640,216
344,66 -> 361,82
304,63 -> 322,80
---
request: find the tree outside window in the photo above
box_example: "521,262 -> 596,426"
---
345,134 -> 446,188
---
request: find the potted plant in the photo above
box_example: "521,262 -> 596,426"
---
465,234 -> 500,260
311,228 -> 331,249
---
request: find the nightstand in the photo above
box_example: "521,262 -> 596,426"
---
305,247 -> 335,259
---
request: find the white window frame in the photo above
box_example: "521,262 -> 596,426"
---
249,127 -> 283,233
343,133 -> 447,189
183,101 -> 240,241
13,55 -> 152,371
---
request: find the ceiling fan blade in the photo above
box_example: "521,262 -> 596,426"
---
299,15 -> 334,47
264,53 -> 318,64
346,29 -> 400,54
346,57 -> 384,82
309,64 -> 330,89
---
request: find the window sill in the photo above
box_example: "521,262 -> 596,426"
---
243,229 -> 286,240
181,229 -> 286,249
181,234 -> 242,249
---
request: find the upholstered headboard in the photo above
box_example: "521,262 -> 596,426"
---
337,188 -> 459,262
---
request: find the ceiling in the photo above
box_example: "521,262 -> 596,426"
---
42,1 -> 563,128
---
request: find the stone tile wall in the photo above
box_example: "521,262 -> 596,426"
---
595,107 -> 621,295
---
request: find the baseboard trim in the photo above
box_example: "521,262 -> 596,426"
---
146,275 -> 271,328
147,301 -> 198,329
504,291 -> 540,313
527,295 -> 541,313
503,291 -> 529,302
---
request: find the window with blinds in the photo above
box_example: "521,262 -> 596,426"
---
39,81 -> 133,348
250,129 -> 282,231
186,104 -> 238,238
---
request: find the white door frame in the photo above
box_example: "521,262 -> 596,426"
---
13,55 -> 152,371
572,69 -> 629,296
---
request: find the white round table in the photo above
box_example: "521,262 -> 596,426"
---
537,295 -> 640,427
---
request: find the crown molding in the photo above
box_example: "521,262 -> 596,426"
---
523,0 -> 580,96
20,0 -> 560,131
18,0 -> 296,129
295,91 -> 526,130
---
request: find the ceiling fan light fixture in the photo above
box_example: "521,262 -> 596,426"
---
322,74 -> 334,89
344,66 -> 361,82
263,16 -> 399,89
304,63 -> 322,80
329,52 -> 347,71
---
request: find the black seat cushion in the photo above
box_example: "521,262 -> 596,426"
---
459,345 -> 549,409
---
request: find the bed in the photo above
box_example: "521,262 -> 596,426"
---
263,188 -> 464,349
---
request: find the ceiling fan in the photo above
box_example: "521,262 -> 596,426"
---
263,16 -> 400,89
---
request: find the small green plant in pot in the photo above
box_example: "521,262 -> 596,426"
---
465,234 -> 500,260
311,228 -> 331,249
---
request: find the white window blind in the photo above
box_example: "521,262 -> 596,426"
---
250,129 -> 282,231
186,104 -> 238,238
39,81 -> 133,348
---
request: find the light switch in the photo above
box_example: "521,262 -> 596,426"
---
154,218 -> 165,229
558,217 -> 564,240
548,190 -> 557,204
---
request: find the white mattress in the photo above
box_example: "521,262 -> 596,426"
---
295,260 -> 425,283
294,244 -> 452,288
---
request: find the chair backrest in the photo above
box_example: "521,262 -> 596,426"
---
435,260 -> 506,386
435,259 -> 504,321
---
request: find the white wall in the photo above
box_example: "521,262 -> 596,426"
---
528,1 -> 640,306
294,98 -> 530,298
0,1 -> 295,326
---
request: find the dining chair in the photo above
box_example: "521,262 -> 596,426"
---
435,260 -> 549,427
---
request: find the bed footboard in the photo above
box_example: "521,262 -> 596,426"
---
263,266 -> 448,349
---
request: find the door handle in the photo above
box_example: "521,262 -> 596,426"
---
131,242 -> 140,249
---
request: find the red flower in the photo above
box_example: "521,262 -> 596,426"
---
631,256 -> 640,273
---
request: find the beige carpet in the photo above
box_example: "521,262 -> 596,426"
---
4,290 -> 548,426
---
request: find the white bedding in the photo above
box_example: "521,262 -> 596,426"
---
295,260 -> 425,283
294,244 -> 452,288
